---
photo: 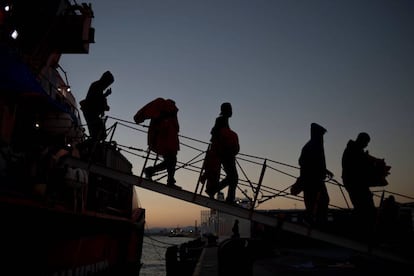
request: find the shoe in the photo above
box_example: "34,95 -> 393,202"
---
226,199 -> 238,206
144,167 -> 154,180
167,183 -> 182,190
206,190 -> 215,199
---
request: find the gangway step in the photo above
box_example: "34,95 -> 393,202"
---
61,156 -> 413,265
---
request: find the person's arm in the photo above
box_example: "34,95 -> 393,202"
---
103,88 -> 112,97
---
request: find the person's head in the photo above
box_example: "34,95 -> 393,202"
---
387,195 -> 395,203
220,102 -> 232,117
100,71 -> 114,87
164,99 -> 178,115
355,132 -> 370,148
310,123 -> 326,138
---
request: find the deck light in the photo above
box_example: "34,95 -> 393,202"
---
10,29 -> 18,39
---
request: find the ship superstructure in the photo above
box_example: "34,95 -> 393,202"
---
0,1 -> 145,275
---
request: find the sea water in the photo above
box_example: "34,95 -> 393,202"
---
140,236 -> 194,276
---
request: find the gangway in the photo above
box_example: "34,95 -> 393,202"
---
62,155 -> 412,265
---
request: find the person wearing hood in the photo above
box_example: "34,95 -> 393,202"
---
298,123 -> 333,227
80,71 -> 114,142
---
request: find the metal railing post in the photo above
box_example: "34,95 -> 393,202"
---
250,159 -> 267,216
194,144 -> 210,198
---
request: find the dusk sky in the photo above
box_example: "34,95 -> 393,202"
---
61,0 -> 414,228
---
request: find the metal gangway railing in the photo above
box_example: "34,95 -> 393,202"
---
102,115 -> 414,212
63,114 -> 414,265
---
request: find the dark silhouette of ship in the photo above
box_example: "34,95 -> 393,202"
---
0,1 -> 145,275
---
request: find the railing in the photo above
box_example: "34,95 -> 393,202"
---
103,115 -> 414,212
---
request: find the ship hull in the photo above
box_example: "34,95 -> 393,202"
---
1,197 -> 145,275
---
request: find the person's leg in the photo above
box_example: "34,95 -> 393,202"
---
96,118 -> 106,141
164,153 -> 177,185
203,150 -> 221,198
360,189 -> 377,231
144,159 -> 167,180
150,158 -> 167,172
220,157 -> 238,202
315,186 -> 329,227
148,153 -> 181,189
303,187 -> 317,226
83,112 -> 95,140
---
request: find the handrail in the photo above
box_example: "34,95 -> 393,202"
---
104,115 -> 413,210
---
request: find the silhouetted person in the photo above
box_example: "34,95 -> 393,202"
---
298,123 -> 333,227
232,219 -> 240,238
80,71 -> 114,142
165,245 -> 179,276
342,132 -> 378,230
203,102 -> 239,203
134,98 -> 181,189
